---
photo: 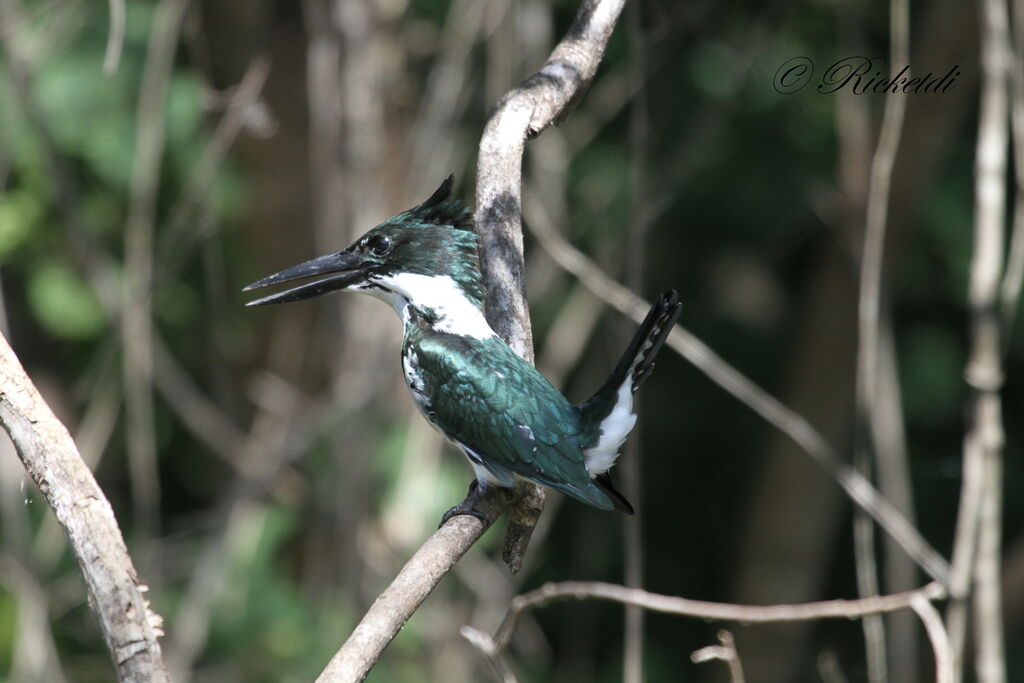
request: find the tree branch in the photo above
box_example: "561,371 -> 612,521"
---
691,630 -> 745,683
523,197 -> 953,588
474,0 -> 626,578
947,1 -> 1012,681
853,1 -> 910,680
461,580 -> 947,679
103,0 -> 126,75
315,0 -> 627,679
0,333 -> 169,682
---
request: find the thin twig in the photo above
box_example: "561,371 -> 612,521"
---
485,580 -> 946,653
406,0 -> 488,188
911,593 -> 955,683
622,4 -> 649,681
0,333 -> 169,681
155,56 -> 271,281
523,198 -> 953,588
691,630 -> 745,683
102,0 -> 125,75
459,625 -> 519,683
853,1 -> 909,680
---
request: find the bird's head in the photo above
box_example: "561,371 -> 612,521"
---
244,176 -> 486,314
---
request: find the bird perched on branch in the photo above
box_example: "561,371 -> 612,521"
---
244,176 -> 680,520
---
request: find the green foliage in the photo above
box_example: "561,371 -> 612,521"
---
27,263 -> 106,339
35,53 -> 137,189
0,589 -> 14,673
0,189 -> 42,258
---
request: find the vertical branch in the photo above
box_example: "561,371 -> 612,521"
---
622,3 -> 648,682
123,0 -> 191,539
103,0 -> 125,75
853,1 -> 909,681
948,1 -> 1011,682
302,0 -> 344,243
1001,0 -> 1024,330
316,1 -> 628,678
476,0 -> 627,574
910,594 -> 955,683
874,320 -> 919,683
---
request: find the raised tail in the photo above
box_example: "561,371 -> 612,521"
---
577,290 -> 681,512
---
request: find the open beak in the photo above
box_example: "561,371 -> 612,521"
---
243,250 -> 372,306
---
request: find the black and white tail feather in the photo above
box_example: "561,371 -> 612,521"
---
578,290 -> 682,514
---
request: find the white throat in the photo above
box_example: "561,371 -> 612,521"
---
362,272 -> 495,339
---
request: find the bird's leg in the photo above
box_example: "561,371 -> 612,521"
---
439,479 -> 508,527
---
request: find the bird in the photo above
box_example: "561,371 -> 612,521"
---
244,176 -> 680,519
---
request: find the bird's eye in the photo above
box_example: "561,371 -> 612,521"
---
368,235 -> 392,256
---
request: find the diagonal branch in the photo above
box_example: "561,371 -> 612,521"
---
0,333 -> 169,682
523,198 -> 953,588
314,0 -> 627,679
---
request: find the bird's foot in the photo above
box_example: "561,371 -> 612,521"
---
439,479 -> 494,527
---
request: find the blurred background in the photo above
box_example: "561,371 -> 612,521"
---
0,0 -> 1021,681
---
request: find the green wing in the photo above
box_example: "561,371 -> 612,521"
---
412,334 -> 614,510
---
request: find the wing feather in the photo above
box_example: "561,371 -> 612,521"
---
412,335 -> 603,498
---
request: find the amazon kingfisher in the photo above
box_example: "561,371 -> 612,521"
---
244,176 -> 680,518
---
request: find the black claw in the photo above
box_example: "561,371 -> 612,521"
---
439,479 -> 491,527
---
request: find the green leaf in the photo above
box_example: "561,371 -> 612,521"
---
0,190 -> 43,259
27,264 -> 106,339
166,74 -> 203,145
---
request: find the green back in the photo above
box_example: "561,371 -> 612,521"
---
405,323 -> 614,510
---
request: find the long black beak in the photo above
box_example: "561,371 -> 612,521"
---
243,250 -> 372,306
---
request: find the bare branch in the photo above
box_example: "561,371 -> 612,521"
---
622,4 -> 651,679
102,0 -> 125,75
315,1 -> 628,678
315,495 -> 508,682
459,625 -> 519,683
853,1 -> 910,680
1000,0 -> 1024,331
475,0 -> 627,360
947,1 -> 1011,681
523,197 -> 953,588
466,581 -> 955,682
0,333 -> 169,682
858,0 -> 908,417
911,593 -> 955,683
691,630 -> 745,683
483,581 -> 946,655
155,56 -> 272,281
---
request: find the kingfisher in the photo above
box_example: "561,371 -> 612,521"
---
244,176 -> 680,518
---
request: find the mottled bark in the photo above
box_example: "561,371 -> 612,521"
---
0,334 -> 168,682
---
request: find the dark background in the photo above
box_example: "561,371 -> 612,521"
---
0,0 -> 1020,681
